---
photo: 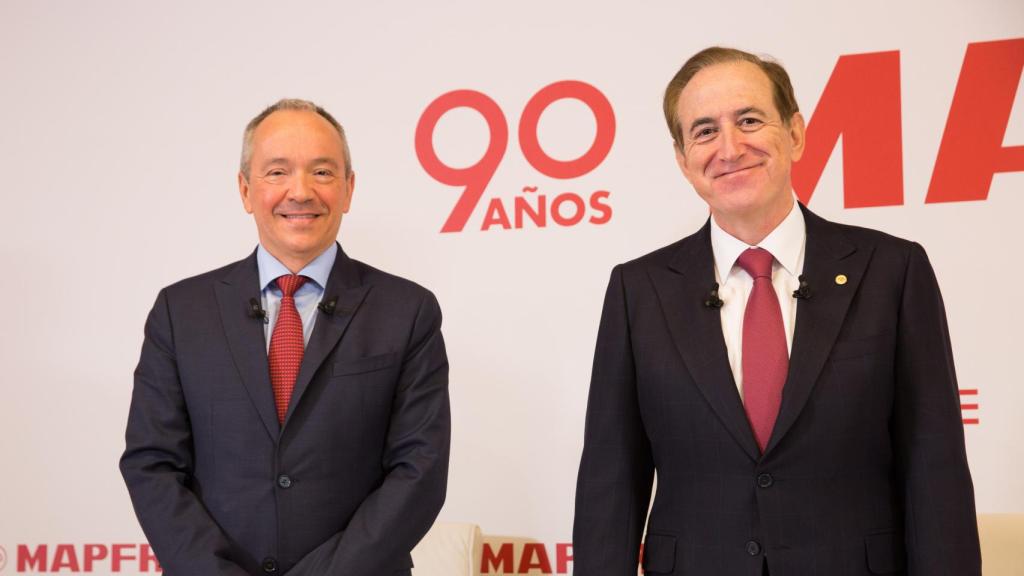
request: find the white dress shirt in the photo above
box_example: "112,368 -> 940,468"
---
256,243 -> 337,353
710,201 -> 806,400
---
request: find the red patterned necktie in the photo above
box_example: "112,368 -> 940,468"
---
737,248 -> 788,453
269,274 -> 308,424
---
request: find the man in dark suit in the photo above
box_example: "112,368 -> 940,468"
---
573,47 -> 980,575
120,99 -> 450,575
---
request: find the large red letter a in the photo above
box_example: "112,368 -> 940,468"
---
927,38 -> 1024,203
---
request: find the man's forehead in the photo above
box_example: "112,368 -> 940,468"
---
676,61 -> 775,120
256,109 -> 333,136
260,156 -> 341,166
252,110 -> 345,151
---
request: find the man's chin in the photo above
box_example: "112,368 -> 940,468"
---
708,184 -> 761,205
262,236 -> 329,261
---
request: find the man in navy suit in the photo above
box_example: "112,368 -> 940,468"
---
573,47 -> 981,575
121,99 -> 450,575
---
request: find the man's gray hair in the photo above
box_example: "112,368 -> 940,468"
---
240,98 -> 353,179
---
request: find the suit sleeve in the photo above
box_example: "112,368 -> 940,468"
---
287,290 -> 451,575
573,265 -> 654,575
892,243 -> 981,575
119,289 -> 251,576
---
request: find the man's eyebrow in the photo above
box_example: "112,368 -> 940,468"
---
259,157 -> 290,167
736,106 -> 767,117
688,107 -> 770,134
309,157 -> 340,167
688,116 -> 716,134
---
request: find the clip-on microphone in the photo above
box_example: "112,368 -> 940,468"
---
247,298 -> 268,323
704,282 -> 724,309
318,296 -> 338,316
792,275 -> 811,300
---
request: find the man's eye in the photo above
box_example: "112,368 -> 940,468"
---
261,169 -> 288,184
738,117 -> 763,129
313,169 -> 336,182
693,127 -> 717,142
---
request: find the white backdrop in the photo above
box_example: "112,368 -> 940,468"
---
0,1 -> 1021,573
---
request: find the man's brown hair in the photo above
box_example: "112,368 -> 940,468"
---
664,47 -> 799,151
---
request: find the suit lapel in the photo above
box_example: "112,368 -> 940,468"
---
215,251 -> 281,440
763,205 -> 873,456
650,222 -> 761,462
282,246 -> 370,428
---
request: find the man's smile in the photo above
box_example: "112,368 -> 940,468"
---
713,162 -> 763,179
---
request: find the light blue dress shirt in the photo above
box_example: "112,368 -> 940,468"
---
257,243 -> 337,352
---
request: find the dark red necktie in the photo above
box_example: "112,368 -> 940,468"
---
269,274 -> 308,424
737,248 -> 788,453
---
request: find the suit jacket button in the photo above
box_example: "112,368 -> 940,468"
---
757,473 -> 774,488
746,540 -> 762,556
277,475 -> 292,489
261,557 -> 278,573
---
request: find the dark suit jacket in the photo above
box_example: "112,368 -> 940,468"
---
120,245 -> 450,575
573,205 -> 980,575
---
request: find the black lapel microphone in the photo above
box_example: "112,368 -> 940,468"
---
703,282 -> 724,309
792,275 -> 812,300
705,275 -> 810,308
247,298 -> 268,322
318,296 -> 338,316
249,296 -> 338,321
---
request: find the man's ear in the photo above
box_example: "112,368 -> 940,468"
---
788,112 -> 807,162
674,139 -> 694,181
238,171 -> 254,214
341,171 -> 355,214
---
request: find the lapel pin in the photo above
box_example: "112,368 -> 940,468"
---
835,274 -> 848,285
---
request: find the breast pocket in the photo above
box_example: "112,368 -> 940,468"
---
819,331 -> 897,419
332,352 -> 401,378
642,532 -> 677,574
829,331 -> 894,361
323,352 -> 403,429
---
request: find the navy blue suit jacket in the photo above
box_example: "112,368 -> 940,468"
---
573,205 -> 981,575
121,245 -> 450,575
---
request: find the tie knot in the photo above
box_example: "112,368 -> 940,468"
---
275,274 -> 308,297
736,247 -> 775,279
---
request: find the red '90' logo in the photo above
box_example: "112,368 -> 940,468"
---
415,81 -> 616,233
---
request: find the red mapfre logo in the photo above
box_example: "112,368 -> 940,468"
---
416,38 -> 1023,233
9,544 -> 160,573
481,542 -> 573,574
792,38 -> 1023,208
416,81 -> 616,233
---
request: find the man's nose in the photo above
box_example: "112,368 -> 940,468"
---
287,172 -> 315,201
718,124 -> 746,162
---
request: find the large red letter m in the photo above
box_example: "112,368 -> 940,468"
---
793,51 -> 903,208
481,543 -> 514,574
18,545 -> 48,571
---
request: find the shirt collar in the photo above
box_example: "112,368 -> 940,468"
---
710,198 -> 806,282
257,243 -> 338,292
